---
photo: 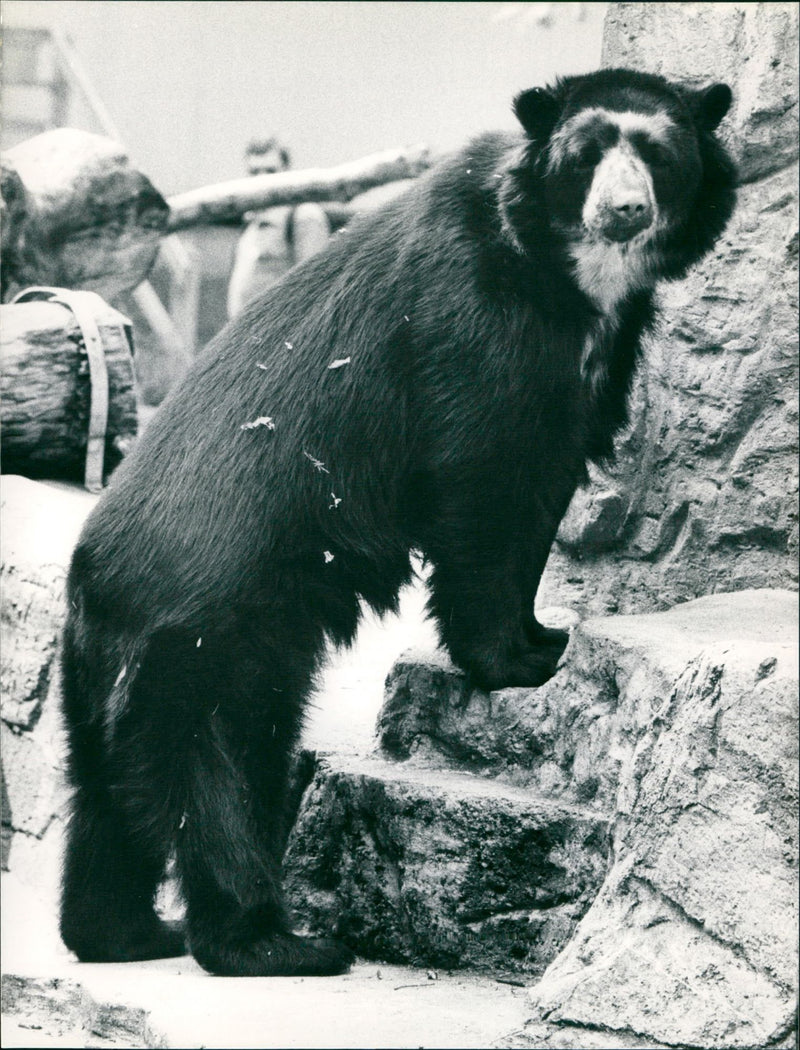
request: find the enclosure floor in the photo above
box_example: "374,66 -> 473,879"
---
2,876 -> 530,1050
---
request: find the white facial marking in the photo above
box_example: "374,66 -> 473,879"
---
582,140 -> 658,235
548,109 -> 673,312
547,108 -> 675,171
572,137 -> 661,313
605,110 -> 675,140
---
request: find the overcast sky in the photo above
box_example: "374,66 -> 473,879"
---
5,1 -> 605,195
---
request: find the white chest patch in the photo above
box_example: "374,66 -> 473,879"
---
580,315 -> 617,396
569,235 -> 653,314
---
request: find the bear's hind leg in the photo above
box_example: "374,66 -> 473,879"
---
60,626 -> 185,963
175,634 -> 354,977
60,784 -> 185,962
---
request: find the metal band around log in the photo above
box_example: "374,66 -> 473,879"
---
11,287 -> 115,493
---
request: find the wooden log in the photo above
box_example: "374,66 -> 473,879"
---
1,128 -> 169,303
0,299 -> 137,483
166,144 -> 432,232
319,179 -> 418,231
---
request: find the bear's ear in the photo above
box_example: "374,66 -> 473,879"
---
513,87 -> 561,142
690,83 -> 732,131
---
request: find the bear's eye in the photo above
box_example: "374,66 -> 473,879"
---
574,142 -> 602,171
636,138 -> 672,169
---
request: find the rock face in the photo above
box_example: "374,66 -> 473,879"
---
603,2 -> 798,186
538,1 -> 799,618
1,128 -> 169,303
1,477 -> 95,882
519,591 -> 798,1049
286,590 -> 798,1048
285,756 -> 609,975
1,974 -> 168,1049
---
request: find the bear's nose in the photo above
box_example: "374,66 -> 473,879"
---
611,192 -> 653,231
615,198 -> 646,216
601,188 -> 653,243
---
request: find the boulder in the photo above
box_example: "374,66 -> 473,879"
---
516,591 -> 798,1049
1,559 -> 65,736
0,477 -> 96,885
1,128 -> 169,303
1,973 -> 167,1049
284,755 -> 609,976
288,590 -> 798,1047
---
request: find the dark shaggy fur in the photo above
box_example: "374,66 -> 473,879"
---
60,69 -> 736,976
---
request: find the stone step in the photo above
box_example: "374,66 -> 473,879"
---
284,753 -> 610,976
377,589 -> 799,812
288,588 -> 798,1048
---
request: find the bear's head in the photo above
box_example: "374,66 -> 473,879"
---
502,68 -> 737,298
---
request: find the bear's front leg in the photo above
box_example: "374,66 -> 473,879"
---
424,482 -> 575,691
429,558 -> 569,690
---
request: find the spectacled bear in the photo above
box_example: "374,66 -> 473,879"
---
59,69 -> 736,976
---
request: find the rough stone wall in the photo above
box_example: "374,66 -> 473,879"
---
509,590 -> 799,1050
539,1 -> 799,617
0,477 -> 94,887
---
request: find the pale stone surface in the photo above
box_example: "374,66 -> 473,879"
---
517,591 -> 797,1049
0,477 -> 95,876
524,864 -> 793,1050
603,2 -> 799,184
380,591 -> 797,799
300,590 -> 797,1048
1,972 -> 168,1049
1,564 -> 64,733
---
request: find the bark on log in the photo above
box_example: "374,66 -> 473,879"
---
166,145 -> 432,232
0,299 -> 137,482
1,128 -> 169,303
316,180 -> 417,231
